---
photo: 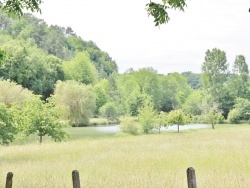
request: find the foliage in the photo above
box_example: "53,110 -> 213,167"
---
181,71 -> 201,89
182,90 -> 203,116
93,81 -> 108,115
227,109 -> 240,124
0,49 -> 7,64
146,0 -> 187,26
0,102 -> 17,145
0,38 -> 65,99
100,102 -> 119,122
160,73 -> 192,111
230,55 -> 249,99
133,68 -> 163,110
62,52 -> 98,85
0,79 -> 32,107
166,109 -> 185,132
119,116 -> 139,135
233,98 -> 250,121
138,99 -> 157,133
201,48 -> 232,117
54,80 -> 96,126
0,0 -> 42,17
12,96 -> 69,143
155,111 -> 169,133
205,107 -> 223,129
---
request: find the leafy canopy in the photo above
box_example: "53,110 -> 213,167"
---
146,0 -> 187,26
0,102 -> 17,145
0,0 -> 42,17
12,96 -> 69,143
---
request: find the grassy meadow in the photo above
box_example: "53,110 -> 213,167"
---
1,125 -> 250,187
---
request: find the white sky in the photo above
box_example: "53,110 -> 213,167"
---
35,0 -> 250,74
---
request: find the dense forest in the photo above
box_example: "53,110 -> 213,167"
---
0,11 -> 250,144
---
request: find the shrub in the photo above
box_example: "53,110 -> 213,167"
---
100,102 -> 119,121
120,116 -> 139,135
227,109 -> 240,124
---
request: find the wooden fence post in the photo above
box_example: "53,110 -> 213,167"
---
5,172 -> 13,188
187,167 -> 196,188
72,170 -> 81,188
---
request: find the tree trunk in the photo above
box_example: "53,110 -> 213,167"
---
212,123 -> 215,129
178,124 -> 179,132
39,135 -> 42,144
158,126 -> 161,134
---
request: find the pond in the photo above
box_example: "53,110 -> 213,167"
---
95,124 -> 209,133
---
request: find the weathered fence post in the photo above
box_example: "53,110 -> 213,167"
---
5,172 -> 13,188
187,167 -> 196,188
72,170 -> 81,188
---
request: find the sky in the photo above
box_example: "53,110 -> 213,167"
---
35,0 -> 250,75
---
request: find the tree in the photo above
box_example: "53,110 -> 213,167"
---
166,109 -> 185,133
120,116 -> 139,135
0,102 -> 17,145
0,38 -> 65,99
227,108 -> 240,124
0,0 -> 42,17
231,55 -> 249,99
133,68 -> 162,110
12,96 -> 69,144
205,107 -> 223,129
181,71 -> 201,89
93,81 -> 108,115
146,0 -> 187,26
201,48 -> 230,117
62,52 -> 98,85
156,111 -> 168,134
53,80 -> 96,126
138,99 -> 157,133
100,102 -> 119,121
1,0 -> 188,26
0,79 -> 32,107
182,90 -> 203,116
233,98 -> 250,121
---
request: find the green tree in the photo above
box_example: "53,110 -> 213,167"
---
100,102 -> 119,122
166,109 -> 185,133
0,38 -> 64,99
53,80 -> 96,126
205,107 -> 223,129
227,108 -> 240,124
0,102 -> 17,145
120,116 -> 139,135
63,52 -> 98,85
138,99 -> 157,133
156,111 -> 168,134
93,81 -> 108,115
133,68 -> 162,110
233,98 -> 250,121
181,71 -> 201,89
12,96 -> 69,144
230,55 -> 249,99
0,0 -> 42,17
182,90 -> 203,116
146,0 -> 187,26
201,48 -> 230,117
0,79 -> 32,107
160,73 -> 192,111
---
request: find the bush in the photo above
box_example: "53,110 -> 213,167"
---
227,109 -> 240,124
100,102 -> 119,121
89,118 -> 108,126
189,115 -> 206,124
120,116 -> 140,135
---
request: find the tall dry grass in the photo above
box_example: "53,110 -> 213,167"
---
1,125 -> 250,187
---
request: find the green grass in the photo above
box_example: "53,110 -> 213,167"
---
1,124 -> 250,187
